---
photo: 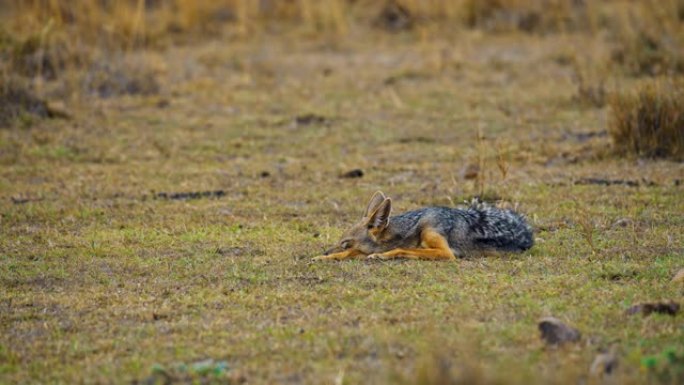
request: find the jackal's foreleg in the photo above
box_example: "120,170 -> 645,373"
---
312,249 -> 363,261
367,229 -> 456,261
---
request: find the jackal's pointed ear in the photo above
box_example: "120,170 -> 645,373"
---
364,191 -> 386,218
368,198 -> 391,231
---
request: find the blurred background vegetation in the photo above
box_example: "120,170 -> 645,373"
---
1,0 -> 682,156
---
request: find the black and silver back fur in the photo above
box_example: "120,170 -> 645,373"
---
387,201 -> 534,257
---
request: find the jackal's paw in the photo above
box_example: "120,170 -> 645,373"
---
311,255 -> 328,261
366,253 -> 386,260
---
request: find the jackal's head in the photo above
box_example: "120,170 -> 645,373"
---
324,191 -> 393,257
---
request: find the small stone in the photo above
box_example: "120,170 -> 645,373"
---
461,163 -> 479,180
538,317 -> 581,345
612,218 -> 633,228
375,0 -> 413,31
190,359 -> 215,374
294,113 -> 327,126
590,346 -> 618,377
625,301 -> 680,316
46,100 -> 71,119
340,169 -> 364,178
152,312 -> 168,321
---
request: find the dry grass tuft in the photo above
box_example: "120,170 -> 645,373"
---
462,0 -> 590,34
572,62 -> 607,108
574,203 -> 597,255
608,0 -> 684,76
83,55 -> 161,98
608,78 -> 684,160
0,72 -> 53,127
1,24 -> 83,80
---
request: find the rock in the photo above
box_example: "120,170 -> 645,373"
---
375,0 -> 413,31
151,312 -> 168,321
612,217 -> 633,228
461,163 -> 479,180
293,113 -> 327,127
45,100 -> 71,119
340,169 -> 364,178
156,99 -> 170,108
625,301 -> 680,316
590,346 -> 618,377
154,190 -> 226,201
538,317 -> 581,345
574,178 -> 643,187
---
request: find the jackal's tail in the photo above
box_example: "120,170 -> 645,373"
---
466,202 -> 534,252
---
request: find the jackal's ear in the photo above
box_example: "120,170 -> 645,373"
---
364,191 -> 386,218
368,198 -> 391,231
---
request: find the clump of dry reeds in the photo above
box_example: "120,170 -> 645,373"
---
572,62 -> 607,108
608,78 -> 684,160
608,0 -> 684,76
0,71 -> 54,127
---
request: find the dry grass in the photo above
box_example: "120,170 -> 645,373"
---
571,62 -> 607,108
82,54 -> 161,98
608,0 -> 684,76
609,78 -> 684,160
0,0 -> 682,99
0,72 -> 54,127
461,0 -> 592,33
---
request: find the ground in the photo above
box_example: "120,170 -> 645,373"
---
1,29 -> 683,384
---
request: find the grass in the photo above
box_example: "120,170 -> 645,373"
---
0,73 -> 57,128
1,2 -> 684,385
461,0 -> 590,33
609,78 -> 684,160
607,0 -> 684,76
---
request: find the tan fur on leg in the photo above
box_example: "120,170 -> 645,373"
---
312,249 -> 363,261
367,229 -> 456,261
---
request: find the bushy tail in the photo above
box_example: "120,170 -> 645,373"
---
465,202 -> 534,252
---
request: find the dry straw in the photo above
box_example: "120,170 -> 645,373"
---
608,78 -> 684,160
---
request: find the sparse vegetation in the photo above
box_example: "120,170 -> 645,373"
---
609,78 -> 684,160
0,72 -> 54,127
1,1 -> 683,384
82,54 -> 161,98
608,0 -> 684,76
462,0 -> 591,33
571,62 -> 607,108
